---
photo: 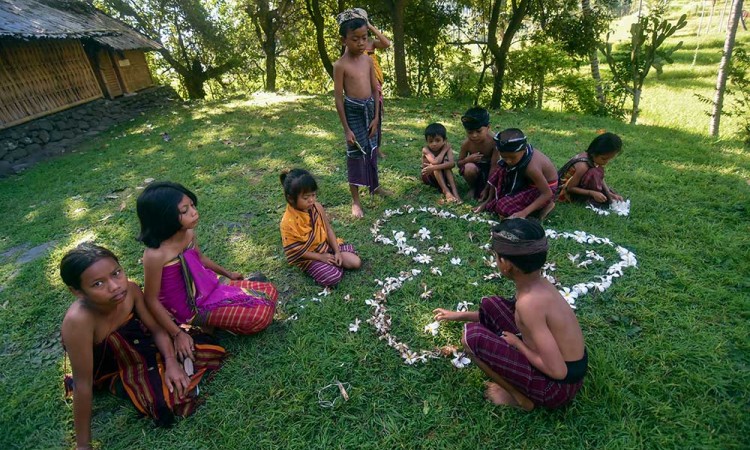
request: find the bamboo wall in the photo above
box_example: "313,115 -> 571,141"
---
0,39 -> 102,129
96,49 -> 123,99
113,50 -> 153,93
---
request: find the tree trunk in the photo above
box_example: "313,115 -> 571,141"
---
265,39 -> 277,91
708,0 -> 717,31
630,88 -> 640,124
391,0 -> 411,97
710,0 -> 744,136
697,0 -> 706,35
718,0 -> 730,31
536,75 -> 544,108
305,0 -> 334,79
581,0 -> 605,105
488,0 -> 531,109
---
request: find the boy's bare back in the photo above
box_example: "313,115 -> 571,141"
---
527,149 -> 558,183
514,281 -> 585,364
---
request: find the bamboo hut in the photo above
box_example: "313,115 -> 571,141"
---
0,0 -> 161,130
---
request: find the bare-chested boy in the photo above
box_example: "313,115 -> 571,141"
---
457,107 -> 499,200
334,8 -> 389,218
434,219 -> 587,410
475,128 -> 557,220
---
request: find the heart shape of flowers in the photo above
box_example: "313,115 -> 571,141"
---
360,205 -> 637,366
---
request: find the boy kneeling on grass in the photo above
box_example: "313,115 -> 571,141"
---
434,219 -> 587,410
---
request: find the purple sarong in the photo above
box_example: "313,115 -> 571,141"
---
158,247 -> 272,324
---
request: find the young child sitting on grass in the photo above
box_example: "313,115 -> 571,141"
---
280,169 -> 361,287
137,182 -> 278,364
421,122 -> 461,204
60,243 -> 225,448
558,132 -> 624,207
457,107 -> 499,200
475,128 -> 558,219
433,219 -> 587,410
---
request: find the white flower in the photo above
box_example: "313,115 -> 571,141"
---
451,351 -> 471,368
559,287 -> 578,305
318,287 -> 332,297
431,266 -> 442,276
413,254 -> 433,264
611,199 -> 630,216
424,321 -> 440,336
417,227 -> 431,240
451,257 -> 462,266
420,289 -> 433,300
456,301 -> 473,312
483,256 -> 495,267
398,244 -> 418,256
403,350 -> 419,365
484,272 -> 502,280
542,262 -> 557,272
411,269 -> 422,276
586,250 -> 605,262
348,318 -> 361,332
437,244 -> 453,254
567,253 -> 580,263
284,313 -> 299,322
577,259 -> 593,268
365,299 -> 378,307
471,281 -> 479,286
392,230 -> 406,244
344,294 -> 352,302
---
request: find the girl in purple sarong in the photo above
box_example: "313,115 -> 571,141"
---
558,132 -> 623,207
137,182 -> 278,363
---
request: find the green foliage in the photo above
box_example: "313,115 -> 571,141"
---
441,48 -> 483,102
726,46 -> 750,145
601,11 -> 688,122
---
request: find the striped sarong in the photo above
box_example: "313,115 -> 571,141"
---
464,296 -> 584,409
86,312 -> 226,425
303,243 -> 357,287
485,159 -> 558,217
344,95 -> 379,193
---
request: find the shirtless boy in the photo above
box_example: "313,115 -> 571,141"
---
434,219 -> 587,410
475,128 -> 558,219
457,107 -> 499,200
334,8 -> 389,217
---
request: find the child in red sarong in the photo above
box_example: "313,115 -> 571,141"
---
433,219 -> 587,410
137,182 -> 278,364
60,243 -> 226,448
475,128 -> 558,219
558,132 -> 623,207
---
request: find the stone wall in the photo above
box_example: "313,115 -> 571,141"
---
0,85 -> 178,177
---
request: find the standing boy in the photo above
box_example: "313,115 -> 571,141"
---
457,107 -> 499,200
475,128 -> 558,219
334,8 -> 388,218
421,123 -> 461,203
434,219 -> 587,410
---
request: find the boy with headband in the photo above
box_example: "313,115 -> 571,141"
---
433,219 -> 587,410
475,128 -> 558,219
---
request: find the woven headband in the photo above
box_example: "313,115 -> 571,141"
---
337,8 -> 368,25
491,230 -> 548,256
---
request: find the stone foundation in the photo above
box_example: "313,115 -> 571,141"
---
0,85 -> 178,177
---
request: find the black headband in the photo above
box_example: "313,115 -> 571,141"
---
491,230 -> 548,256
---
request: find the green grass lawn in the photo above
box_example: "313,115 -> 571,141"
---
2,22 -> 750,447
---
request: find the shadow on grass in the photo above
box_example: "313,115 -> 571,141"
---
0,93 -> 749,449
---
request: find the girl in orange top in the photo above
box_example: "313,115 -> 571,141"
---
279,169 -> 361,287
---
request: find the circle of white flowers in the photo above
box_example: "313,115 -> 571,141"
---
348,205 -> 638,367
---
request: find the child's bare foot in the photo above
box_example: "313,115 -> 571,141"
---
352,202 -> 364,218
374,187 -> 393,197
484,382 -> 535,411
446,194 -> 461,204
537,202 -> 555,221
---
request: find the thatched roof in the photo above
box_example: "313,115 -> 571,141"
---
0,0 -> 161,50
